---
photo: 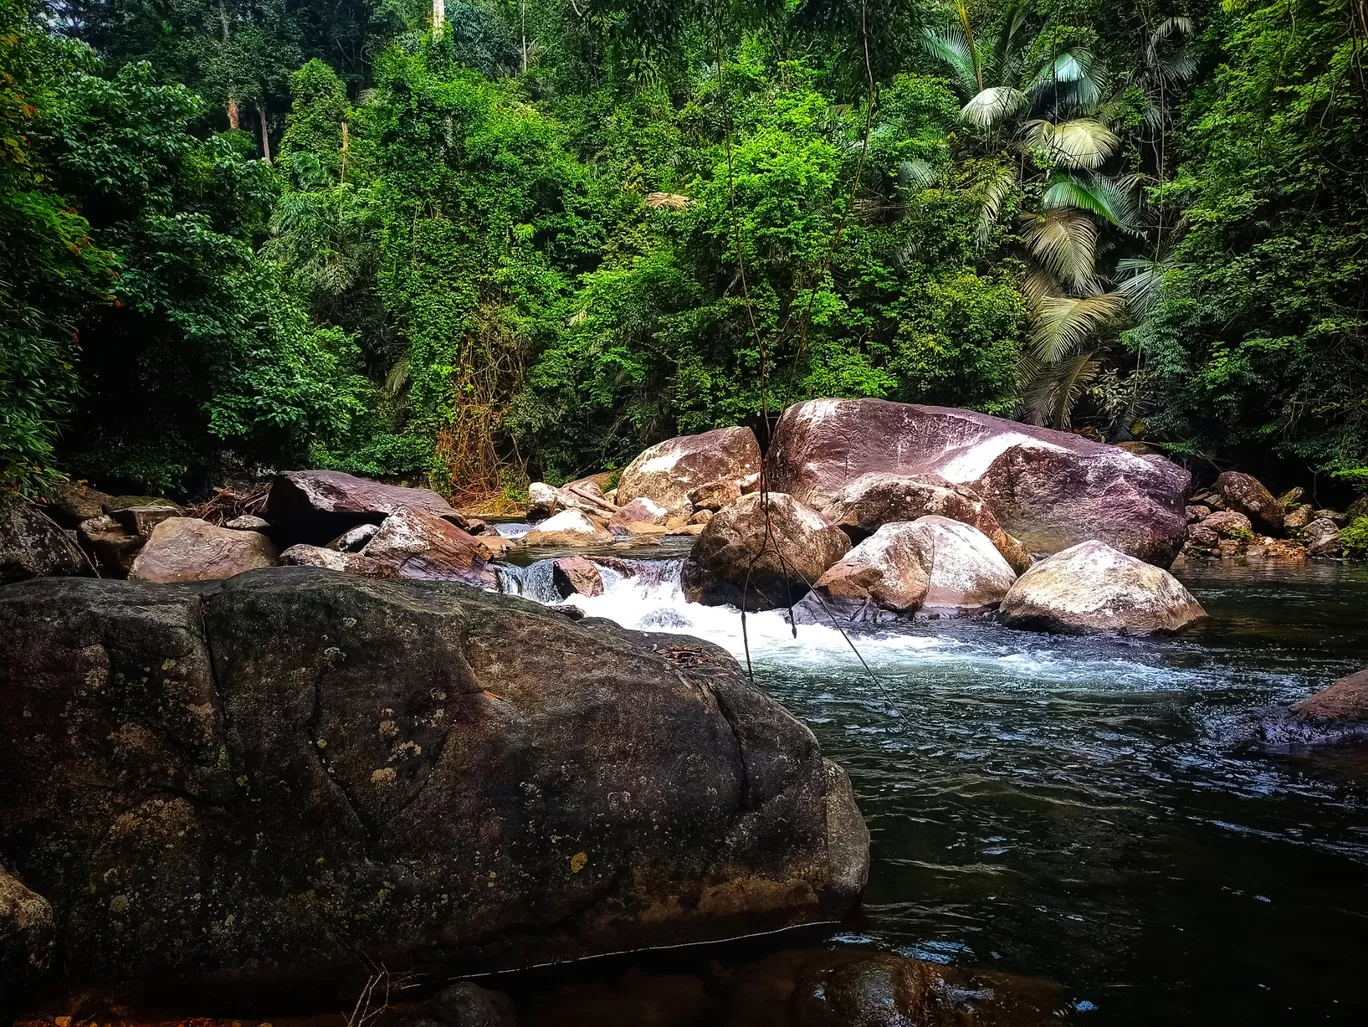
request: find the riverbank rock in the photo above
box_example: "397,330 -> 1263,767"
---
1206,471 -> 1284,535
128,517 -> 278,583
1301,518 -> 1343,558
609,497 -> 670,530
361,507 -> 497,587
278,544 -> 400,578
223,514 -> 270,532
37,482 -> 113,528
1,866 -> 54,1009
821,472 -> 1030,573
616,427 -> 762,517
767,399 -> 1190,566
1284,503 -> 1315,531
1000,540 -> 1206,635
801,523 -> 931,622
522,509 -> 613,547
0,494 -> 87,586
553,555 -> 604,598
0,570 -> 868,1004
682,493 -> 850,611
399,982 -> 517,1027
76,515 -> 144,577
265,470 -> 459,545
904,515 -> 1017,616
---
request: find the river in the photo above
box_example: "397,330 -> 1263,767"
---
498,548 -> 1368,1024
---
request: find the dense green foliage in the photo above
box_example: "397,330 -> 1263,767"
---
2,0 -> 1366,498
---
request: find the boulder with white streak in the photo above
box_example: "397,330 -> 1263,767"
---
522,509 -> 614,547
617,427 -> 762,517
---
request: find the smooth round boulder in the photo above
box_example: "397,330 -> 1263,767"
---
821,471 -> 1029,573
1292,669 -> 1368,723
1200,510 -> 1253,538
129,516 -> 278,583
616,426 -> 762,517
1208,471 -> 1284,535
0,570 -> 868,1004
523,508 -> 613,547
682,493 -> 850,611
801,522 -> 931,623
1000,539 -> 1207,635
0,493 -> 87,586
903,515 -> 1017,616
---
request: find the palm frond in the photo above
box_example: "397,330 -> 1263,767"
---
1020,209 -> 1100,292
972,163 -> 1019,248
989,0 -> 1031,85
1027,46 -> 1104,109
1025,117 -> 1119,170
1041,172 -> 1142,231
962,86 -> 1029,128
1021,351 -> 1103,427
1029,291 -> 1126,364
921,25 -> 980,97
898,158 -> 937,190
1115,255 -> 1174,317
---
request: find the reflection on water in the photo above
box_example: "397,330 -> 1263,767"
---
502,555 -> 1368,1024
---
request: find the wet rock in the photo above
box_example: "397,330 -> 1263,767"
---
1,866 -> 54,1018
725,948 -> 1067,1027
821,472 -> 1029,573
361,507 -> 497,587
38,481 -> 113,528
326,523 -> 381,552
1293,669 -> 1368,723
689,479 -> 743,512
1313,508 -> 1349,528
224,514 -> 270,532
1000,540 -> 1207,636
689,509 -> 714,525
1301,518 -> 1342,558
903,515 -> 1017,616
767,399 -> 1190,566
553,555 -> 604,598
1200,510 -> 1253,538
609,497 -> 670,530
111,505 -> 182,538
1260,669 -> 1368,746
399,981 -> 517,1027
617,427 -> 762,517
0,493 -> 88,586
127,517 -> 278,583
266,470 -> 458,545
1283,503 -> 1315,531
278,544 -> 400,578
1208,471 -> 1283,535
523,509 -> 614,547
1185,504 -> 1211,524
77,514 -> 145,577
0,570 -> 869,1003
682,493 -> 850,611
801,522 -> 931,622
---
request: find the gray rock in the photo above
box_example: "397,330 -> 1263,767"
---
39,481 -> 113,528
801,522 -> 931,622
111,504 -> 181,538
1302,518 -> 1342,558
129,517 -> 279,583
399,982 -> 517,1027
279,544 -> 399,578
1283,503 -> 1315,531
767,399 -> 1191,566
0,493 -> 87,586
1000,540 -> 1207,635
224,514 -> 271,532
0,570 -> 868,1004
326,523 -> 381,552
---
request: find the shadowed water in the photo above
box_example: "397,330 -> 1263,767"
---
500,554 -> 1368,1024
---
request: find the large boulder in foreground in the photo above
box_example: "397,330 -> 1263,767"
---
821,471 -> 1029,573
682,493 -> 850,611
0,570 -> 868,1005
0,493 -> 86,586
1207,471 -> 1284,535
1000,540 -> 1206,635
767,399 -> 1190,566
128,517 -> 278,583
616,427 -> 762,517
266,470 -> 459,545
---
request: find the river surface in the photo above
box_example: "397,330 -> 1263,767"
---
499,551 -> 1368,1024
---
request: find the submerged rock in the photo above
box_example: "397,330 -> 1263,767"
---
821,471 -> 1029,573
361,507 -> 497,587
682,493 -> 850,611
766,399 -> 1190,566
0,570 -> 869,1003
522,509 -> 613,547
0,493 -> 87,586
1260,670 -> 1368,746
128,517 -> 279,583
1207,471 -> 1284,535
1293,669 -> 1368,723
616,426 -> 762,517
266,469 -> 459,544
999,540 -> 1206,635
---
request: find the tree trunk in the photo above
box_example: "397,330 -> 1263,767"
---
259,104 -> 271,162
227,90 -> 240,131
433,0 -> 444,30
520,0 -> 528,73
340,120 -> 349,183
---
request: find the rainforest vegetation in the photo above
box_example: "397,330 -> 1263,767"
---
2,0 -> 1366,502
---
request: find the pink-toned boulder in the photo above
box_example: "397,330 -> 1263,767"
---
609,497 -> 670,530
360,508 -> 496,588
802,523 -> 932,622
903,516 -> 1017,616
821,472 -> 1029,573
1292,669 -> 1368,723
688,480 -> 743,512
617,427 -> 762,516
552,556 -> 604,598
682,493 -> 849,611
278,544 -> 400,578
522,509 -> 614,547
1207,471 -> 1283,535
266,470 -> 459,544
129,517 -> 278,583
767,399 -> 1190,566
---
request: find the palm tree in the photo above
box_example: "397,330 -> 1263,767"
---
921,0 -> 1141,427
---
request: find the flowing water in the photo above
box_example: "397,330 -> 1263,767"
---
497,552 -> 1368,1024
